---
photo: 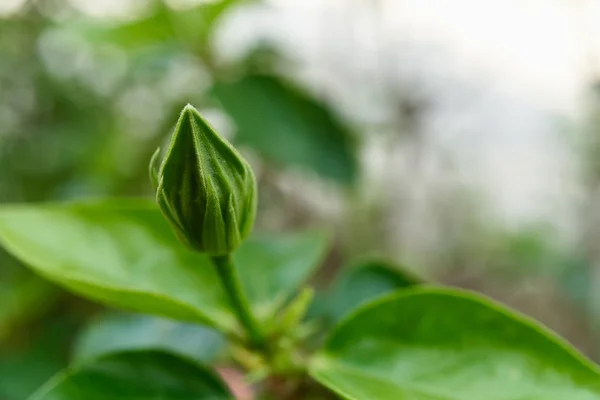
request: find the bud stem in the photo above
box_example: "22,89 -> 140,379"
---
211,254 -> 265,348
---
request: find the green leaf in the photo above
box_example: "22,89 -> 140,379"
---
73,313 -> 225,364
321,259 -> 422,323
84,10 -> 175,50
0,200 -> 233,330
0,200 -> 328,331
310,288 -> 600,400
0,319 -> 72,400
69,0 -> 243,51
170,0 -> 246,49
212,75 -> 358,184
0,270 -> 59,340
236,230 -> 329,318
29,350 -> 233,400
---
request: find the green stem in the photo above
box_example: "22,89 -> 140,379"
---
211,254 -> 265,348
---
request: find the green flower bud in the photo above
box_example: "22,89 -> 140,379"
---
151,104 -> 257,255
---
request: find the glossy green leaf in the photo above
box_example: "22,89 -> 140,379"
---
73,313 -> 225,364
29,351 -> 232,400
321,259 -> 422,323
212,75 -> 358,184
311,288 -> 600,400
0,200 -> 233,330
0,200 -> 328,330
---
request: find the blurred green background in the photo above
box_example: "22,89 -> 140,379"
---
2,0 -> 600,398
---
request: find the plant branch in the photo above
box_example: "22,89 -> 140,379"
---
211,254 -> 265,348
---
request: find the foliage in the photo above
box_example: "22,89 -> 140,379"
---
0,2 -> 359,397
1,1 -> 599,399
1,104 -> 600,399
211,74 -> 358,185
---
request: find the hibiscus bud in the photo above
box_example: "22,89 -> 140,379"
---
151,104 -> 257,255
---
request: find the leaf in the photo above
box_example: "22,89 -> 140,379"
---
73,312 -> 225,364
310,288 -> 600,400
170,0 -> 246,49
0,270 -> 60,340
321,259 -> 422,323
236,230 -> 329,318
70,0 -> 244,51
0,319 -> 72,400
0,349 -> 64,400
0,200 -> 329,331
0,200 -> 233,330
28,350 -> 233,400
211,75 -> 358,184
84,10 -> 175,50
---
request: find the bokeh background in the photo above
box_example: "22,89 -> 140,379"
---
2,0 -> 600,398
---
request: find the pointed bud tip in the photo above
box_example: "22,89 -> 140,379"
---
179,103 -> 211,131
181,103 -> 199,117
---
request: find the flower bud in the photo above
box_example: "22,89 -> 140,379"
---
151,104 -> 257,255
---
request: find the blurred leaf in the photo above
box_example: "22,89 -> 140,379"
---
70,0 -> 244,51
171,0 -> 246,50
487,228 -> 567,276
311,288 -> 600,400
82,10 -> 176,50
0,317 -> 74,400
0,200 -> 330,332
0,350 -> 63,400
0,271 -> 59,340
212,75 -> 358,184
74,313 -> 225,364
236,230 -> 329,319
29,350 -> 233,400
309,259 -> 422,326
